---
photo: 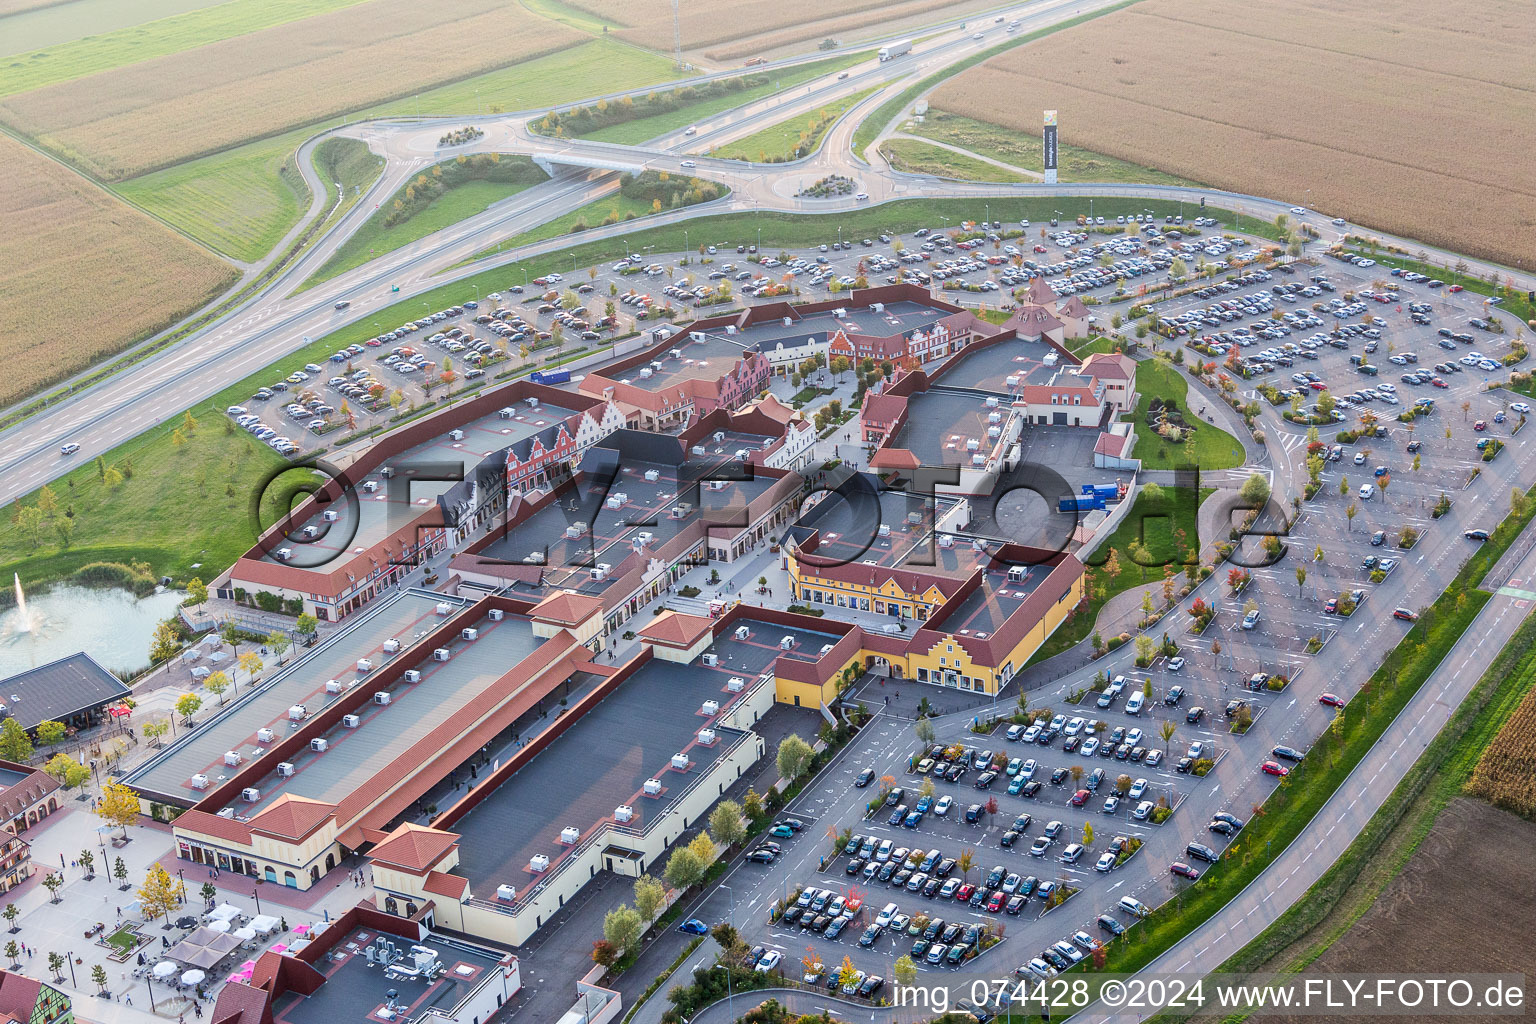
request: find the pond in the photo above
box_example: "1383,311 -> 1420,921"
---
0,584 -> 186,679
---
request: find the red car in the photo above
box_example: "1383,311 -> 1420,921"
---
1474,420 -> 1487,431
1261,761 -> 1290,777
1169,862 -> 1200,880
1034,244 -> 1048,253
1432,378 -> 1448,388
1070,789 -> 1091,807
1309,381 -> 1328,391
955,884 -> 976,902
1449,284 -> 1464,293
1393,608 -> 1418,621
986,891 -> 1006,913
1319,693 -> 1346,708
1323,598 -> 1338,614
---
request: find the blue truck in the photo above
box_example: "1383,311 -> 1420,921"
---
1058,494 -> 1105,514
529,369 -> 571,385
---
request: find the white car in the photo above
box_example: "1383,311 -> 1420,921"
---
854,192 -> 870,201
1128,778 -> 1148,800
1095,851 -> 1116,872
933,795 -> 953,816
684,125 -> 697,136
755,950 -> 782,973
680,160 -> 696,168
1511,402 -> 1532,414
60,443 -> 81,455
1289,207 -> 1308,215
875,902 -> 899,927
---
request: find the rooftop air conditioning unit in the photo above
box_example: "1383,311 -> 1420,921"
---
325,679 -> 343,694
727,677 -> 745,692
499,407 -> 516,420
877,524 -> 891,537
834,308 -> 847,318
435,602 -> 452,616
698,728 -> 717,745
381,467 -> 394,478
462,627 -> 479,641
735,449 -> 749,460
242,788 -> 261,803
690,445 -> 707,456
724,324 -> 737,335
988,410 -> 1002,423
256,728 -> 275,744
670,348 -> 683,359
1006,374 -> 1021,387
986,396 -> 1000,409
343,714 -> 361,728
190,774 -> 210,790
565,524 -> 581,538
639,367 -> 654,379
433,648 -> 451,662
972,454 -> 986,466
614,805 -> 635,823
643,778 -> 662,795
671,753 -> 690,770
403,669 -> 422,683
559,827 -> 580,845
701,699 -> 720,715
938,534 -> 955,548
819,644 -> 835,656
374,692 -> 391,706
988,426 -> 1001,438
362,480 -> 379,494
449,429 -> 464,441
288,705 -> 307,721
605,495 -> 623,509
216,808 -> 235,820
780,636 -> 795,650
488,608 -> 504,621
671,505 -> 686,519
708,480 -> 726,491
713,432 -> 725,443
907,511 -> 923,525
382,639 -> 401,654
966,438 -> 980,451
301,523 -> 319,541
526,397 -> 540,408
734,625 -> 750,640
644,469 -> 659,482
496,885 -> 517,902
529,855 -> 550,872
274,548 -> 293,562
701,653 -> 719,667
311,738 -> 328,753
323,509 -> 340,522
973,539 -> 987,552
1008,566 -> 1026,582
276,762 -> 295,778
357,659 -> 373,673
637,531 -> 653,544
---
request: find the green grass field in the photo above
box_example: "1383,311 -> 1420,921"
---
582,52 -> 869,146
110,38 -> 677,262
518,0 -> 626,35
0,0 -> 226,57
0,0 -> 372,97
715,86 -> 877,162
498,191 -> 660,252
115,126 -> 316,263
1129,358 -> 1245,470
904,110 -> 1198,186
879,137 -> 1027,182
304,179 -> 539,289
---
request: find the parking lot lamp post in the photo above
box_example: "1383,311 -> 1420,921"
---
251,888 -> 262,916
570,252 -> 577,273
1088,198 -> 1093,224
713,963 -> 735,1020
65,951 -> 77,989
684,229 -> 688,255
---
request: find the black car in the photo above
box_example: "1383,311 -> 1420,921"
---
855,768 -> 875,787
846,858 -> 865,876
922,877 -> 942,898
935,858 -> 956,877
877,861 -> 897,882
965,803 -> 982,824
747,848 -> 777,864
858,975 -> 885,998
1000,830 -> 1020,848
1176,757 -> 1194,774
1164,685 -> 1185,705
975,771 -> 998,790
1187,842 -> 1219,863
1208,820 -> 1237,837
1272,745 -> 1305,762
1097,914 -> 1126,936
782,906 -> 803,925
1012,813 -> 1033,831
1186,706 -> 1205,725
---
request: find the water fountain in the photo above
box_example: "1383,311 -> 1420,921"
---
11,575 -> 28,634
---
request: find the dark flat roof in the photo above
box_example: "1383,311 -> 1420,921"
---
272,928 -> 504,1024
938,336 -> 1064,393
0,652 -> 129,730
796,484 -> 965,570
618,333 -> 754,392
739,301 -> 949,348
933,568 -> 1049,636
127,591 -> 469,800
0,766 -> 31,790
893,390 -> 1009,467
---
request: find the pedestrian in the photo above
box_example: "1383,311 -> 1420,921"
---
117,906 -> 123,919
126,996 -> 132,1007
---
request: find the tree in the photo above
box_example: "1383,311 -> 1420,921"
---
113,857 -> 128,886
204,668 -> 232,705
0,906 -> 15,933
0,720 -> 31,763
96,781 -> 141,838
137,864 -> 181,921
47,952 -> 64,982
295,612 -> 319,637
267,630 -> 291,665
175,693 -> 203,721
41,873 -> 62,903
91,963 -> 109,994
602,903 -> 642,957
149,619 -> 181,663
1239,472 -> 1271,507
663,846 -> 705,890
957,848 -> 975,882
44,753 -> 89,789
1295,565 -> 1307,595
1346,503 -> 1359,532
186,577 -> 209,607
590,940 -> 618,969
776,734 -> 814,781
687,832 -> 716,867
142,720 -> 169,748
914,718 -> 936,745
1082,822 -> 1094,845
633,874 -> 666,922
741,789 -> 764,820
893,954 -> 918,987
34,720 -> 65,748
708,800 -> 746,848
238,651 -> 264,686
200,882 -> 217,903
1159,719 -> 1177,754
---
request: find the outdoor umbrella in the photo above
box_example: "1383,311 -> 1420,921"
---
152,962 -> 178,980
180,969 -> 207,987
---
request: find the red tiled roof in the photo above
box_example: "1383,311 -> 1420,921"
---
1006,304 -> 1065,337
1026,277 -> 1057,305
748,393 -> 796,424
249,794 -> 336,842
0,761 -> 57,826
211,979 -> 273,1024
1094,432 -> 1133,457
175,809 -> 254,846
369,823 -> 460,874
860,391 -> 907,427
1081,352 -> 1135,380
531,589 -> 604,626
637,610 -> 714,647
422,870 -> 469,899
1058,295 -> 1091,319
869,448 -> 921,470
0,970 -> 42,1019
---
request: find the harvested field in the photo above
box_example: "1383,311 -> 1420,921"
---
0,0 -> 68,14
931,0 -> 1536,268
0,133 -> 236,408
1468,683 -> 1536,817
562,0 -> 961,60
1255,798 -> 1536,1024
0,0 -> 584,180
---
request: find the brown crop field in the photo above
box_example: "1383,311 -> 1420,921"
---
0,0 -> 583,180
561,0 -> 962,61
930,0 -> 1536,268
1250,798 -> 1536,1024
1468,683 -> 1536,817
0,134 -> 236,407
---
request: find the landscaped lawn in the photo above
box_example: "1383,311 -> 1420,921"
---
1128,358 -> 1245,470
879,137 -> 1027,183
716,87 -> 878,162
